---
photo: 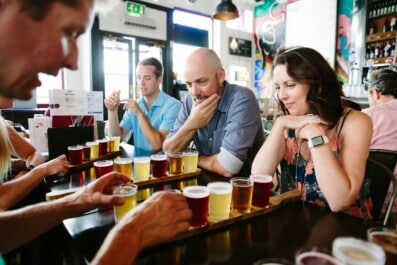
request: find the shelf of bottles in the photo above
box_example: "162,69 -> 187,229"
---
366,0 -> 397,66
368,0 -> 396,19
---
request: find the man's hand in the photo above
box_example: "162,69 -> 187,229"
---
187,94 -> 220,129
104,90 -> 121,111
122,99 -> 142,116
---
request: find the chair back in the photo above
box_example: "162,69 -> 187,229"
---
365,157 -> 396,225
369,149 -> 397,172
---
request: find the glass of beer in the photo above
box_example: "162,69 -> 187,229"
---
183,150 -> 199,172
133,156 -> 151,181
230,177 -> 253,213
113,157 -> 133,179
207,182 -> 233,221
133,156 -> 151,201
168,151 -> 184,174
332,237 -> 386,265
68,145 -> 83,165
183,185 -> 210,227
150,154 -> 167,178
250,174 -> 273,207
86,141 -> 99,160
107,136 -> 115,153
82,144 -> 91,162
93,160 -> 113,178
98,139 -> 108,156
296,247 -> 340,265
113,184 -> 138,223
113,136 -> 120,151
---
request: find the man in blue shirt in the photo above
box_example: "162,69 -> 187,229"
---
163,48 -> 265,178
105,57 -> 181,156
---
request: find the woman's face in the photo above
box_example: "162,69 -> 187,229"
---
273,64 -> 311,116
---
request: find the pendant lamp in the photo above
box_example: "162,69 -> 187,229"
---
212,0 -> 239,21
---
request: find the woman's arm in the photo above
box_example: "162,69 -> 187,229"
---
251,117 -> 288,176
7,123 -> 45,167
0,155 -> 69,210
300,110 -> 372,211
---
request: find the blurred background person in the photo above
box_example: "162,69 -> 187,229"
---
0,96 -> 45,174
363,69 -> 397,213
105,57 -> 181,156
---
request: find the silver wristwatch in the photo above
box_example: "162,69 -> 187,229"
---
308,135 -> 329,149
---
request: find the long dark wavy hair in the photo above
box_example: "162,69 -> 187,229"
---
273,47 -> 345,128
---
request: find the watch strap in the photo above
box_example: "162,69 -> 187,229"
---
308,135 -> 329,149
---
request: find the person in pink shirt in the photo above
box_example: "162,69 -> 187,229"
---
362,69 -> 397,212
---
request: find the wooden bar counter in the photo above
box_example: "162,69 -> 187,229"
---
47,169 -> 397,264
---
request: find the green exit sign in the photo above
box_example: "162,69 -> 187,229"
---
125,1 -> 145,16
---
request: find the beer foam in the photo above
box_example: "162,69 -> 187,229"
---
93,160 -> 113,167
183,186 -> 210,198
133,156 -> 150,163
250,174 -> 273,183
150,154 -> 167,161
207,182 -> 233,194
332,237 -> 385,265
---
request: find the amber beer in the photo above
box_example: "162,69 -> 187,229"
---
230,178 -> 253,213
86,141 -> 99,159
113,158 -> 133,178
82,145 -> 91,162
169,152 -> 184,174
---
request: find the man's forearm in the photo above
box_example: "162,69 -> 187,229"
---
108,110 -> 122,137
163,126 -> 196,153
0,197 -> 83,253
198,155 -> 233,178
136,112 -> 164,152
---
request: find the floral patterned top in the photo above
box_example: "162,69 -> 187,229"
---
279,112 -> 373,219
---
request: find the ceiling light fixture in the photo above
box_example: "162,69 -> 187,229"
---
212,0 -> 239,21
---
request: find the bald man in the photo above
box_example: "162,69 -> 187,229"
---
163,48 -> 265,178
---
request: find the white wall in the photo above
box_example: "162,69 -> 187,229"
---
285,0 -> 337,67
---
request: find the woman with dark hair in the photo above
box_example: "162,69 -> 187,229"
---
252,47 -> 373,218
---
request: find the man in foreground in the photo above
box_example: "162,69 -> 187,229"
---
0,1 -> 191,264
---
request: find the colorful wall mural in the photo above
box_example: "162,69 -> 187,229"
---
254,0 -> 354,98
254,0 -> 289,99
336,0 -> 353,85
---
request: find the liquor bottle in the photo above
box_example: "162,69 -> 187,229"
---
384,41 -> 391,57
391,41 -> 396,57
368,20 -> 376,34
375,42 -> 380,58
369,43 -> 375,59
368,3 -> 373,18
390,14 -> 396,31
383,17 -> 390,32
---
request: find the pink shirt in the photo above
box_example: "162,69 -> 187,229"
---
363,99 -> 397,212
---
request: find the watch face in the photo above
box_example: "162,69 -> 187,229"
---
312,136 -> 324,146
